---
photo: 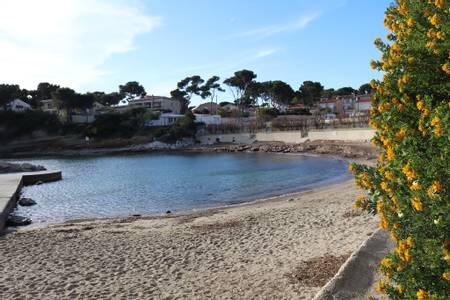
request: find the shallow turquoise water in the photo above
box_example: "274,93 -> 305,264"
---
12,153 -> 350,226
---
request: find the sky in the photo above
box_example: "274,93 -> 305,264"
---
0,0 -> 391,105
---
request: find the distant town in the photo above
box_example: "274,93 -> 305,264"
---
0,70 -> 373,145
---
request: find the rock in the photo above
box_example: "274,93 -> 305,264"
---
35,181 -> 43,185
18,198 -> 37,206
132,214 -> 141,217
0,162 -> 46,174
166,210 -> 172,214
288,198 -> 294,202
6,215 -> 32,227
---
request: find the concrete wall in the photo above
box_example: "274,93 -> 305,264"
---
197,128 -> 375,145
72,115 -> 96,124
0,171 -> 62,233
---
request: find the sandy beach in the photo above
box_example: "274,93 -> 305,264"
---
0,178 -> 378,300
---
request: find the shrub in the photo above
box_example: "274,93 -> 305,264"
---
256,107 -> 278,120
0,110 -> 62,141
153,112 -> 197,143
350,1 -> 449,299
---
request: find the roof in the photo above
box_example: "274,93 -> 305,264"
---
357,94 -> 372,102
193,102 -> 219,111
9,99 -> 31,107
288,103 -> 307,109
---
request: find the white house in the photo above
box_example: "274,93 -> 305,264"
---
355,94 -> 372,112
129,95 -> 181,114
145,113 -> 184,127
5,99 -> 31,112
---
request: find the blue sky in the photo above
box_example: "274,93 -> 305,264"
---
0,0 -> 391,105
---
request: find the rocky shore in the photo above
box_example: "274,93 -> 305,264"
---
0,140 -> 378,160
0,162 -> 46,174
186,141 -> 378,159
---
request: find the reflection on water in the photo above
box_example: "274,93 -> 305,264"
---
12,153 -> 350,226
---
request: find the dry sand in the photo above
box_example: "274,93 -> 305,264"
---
0,180 -> 378,300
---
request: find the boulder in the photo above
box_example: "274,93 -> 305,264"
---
6,215 -> 32,227
18,198 -> 37,206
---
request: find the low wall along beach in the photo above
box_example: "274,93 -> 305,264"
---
197,128 -> 375,145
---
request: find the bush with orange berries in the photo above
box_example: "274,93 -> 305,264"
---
350,1 -> 449,299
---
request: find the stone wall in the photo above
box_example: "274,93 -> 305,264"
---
197,128 -> 375,145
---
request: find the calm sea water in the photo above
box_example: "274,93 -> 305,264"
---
12,153 -> 350,226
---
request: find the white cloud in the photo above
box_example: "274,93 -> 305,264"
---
232,13 -> 320,39
254,48 -> 279,59
0,0 -> 161,90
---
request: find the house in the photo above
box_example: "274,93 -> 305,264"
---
287,103 -> 310,114
40,99 -> 58,114
220,103 -> 239,112
319,97 -> 338,112
319,94 -> 372,118
192,102 -> 219,114
145,113 -> 184,127
5,99 -> 31,112
129,95 -> 181,114
355,94 -> 372,113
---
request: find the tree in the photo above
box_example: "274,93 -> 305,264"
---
170,89 -> 189,114
0,84 -> 22,108
75,93 -> 95,111
89,92 -> 122,106
224,69 -> 257,110
350,1 -> 449,299
358,83 -> 372,94
172,75 -> 204,114
36,82 -> 60,100
334,86 -> 356,96
200,76 -> 225,114
119,81 -> 146,100
321,88 -> 335,98
298,81 -> 324,106
51,87 -> 77,122
270,81 -> 295,107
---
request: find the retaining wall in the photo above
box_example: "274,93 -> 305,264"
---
197,128 -> 375,145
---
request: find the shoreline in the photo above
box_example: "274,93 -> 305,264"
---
0,177 -> 378,299
0,139 -> 378,160
10,153 -> 363,231
17,175 -> 354,232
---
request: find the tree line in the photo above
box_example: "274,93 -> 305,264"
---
0,70 -> 372,115
171,70 -> 372,113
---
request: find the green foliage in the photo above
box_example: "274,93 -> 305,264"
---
359,83 -> 372,95
89,108 -> 148,138
0,84 -> 22,108
334,86 -> 356,96
298,81 -> 324,105
256,107 -> 278,120
153,112 -> 197,143
171,75 -> 205,114
351,1 -> 449,299
0,110 -> 62,142
224,69 -> 257,108
119,81 -> 146,100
